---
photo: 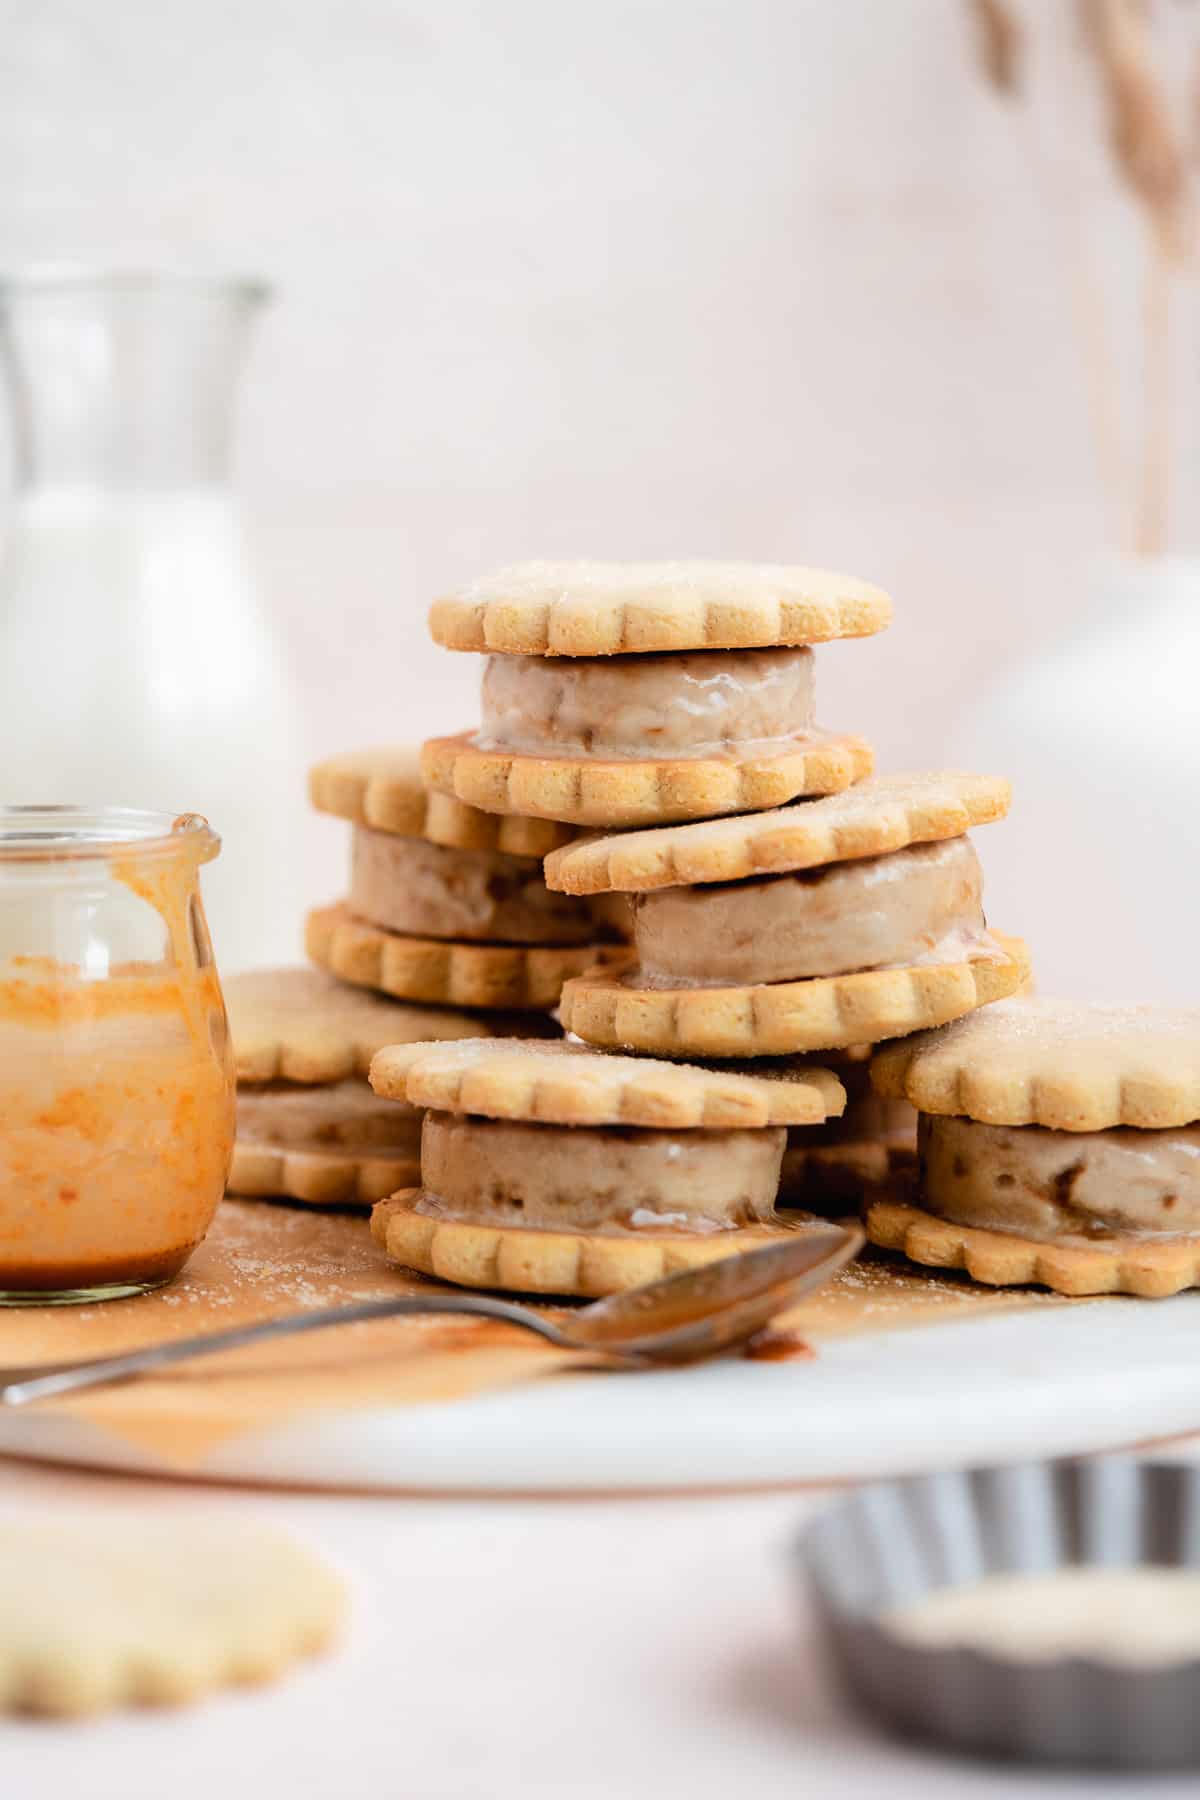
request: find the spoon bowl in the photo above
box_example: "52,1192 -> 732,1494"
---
567,1225 -> 863,1363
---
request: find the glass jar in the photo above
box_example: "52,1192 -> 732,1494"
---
0,807 -> 235,1303
0,270 -> 305,971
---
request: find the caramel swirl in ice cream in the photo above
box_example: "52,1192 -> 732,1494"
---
920,1114 -> 1200,1243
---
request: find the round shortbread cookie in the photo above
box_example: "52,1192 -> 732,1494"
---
306,904 -> 622,1012
227,1141 -> 420,1208
559,934 -> 1031,1058
0,1513 -> 343,1716
309,746 -> 574,856
225,966 -> 484,1085
867,1196 -> 1200,1299
544,771 -> 1011,894
871,998 -> 1200,1132
371,1192 -> 819,1298
421,728 -> 873,829
368,1037 -> 845,1128
428,560 -> 892,656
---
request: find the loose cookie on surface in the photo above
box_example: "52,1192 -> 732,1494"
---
428,559 -> 892,655
369,1036 -> 845,1128
306,903 -> 621,1011
0,1514 -> 342,1716
309,746 -> 574,857
559,934 -> 1031,1058
544,771 -> 1011,894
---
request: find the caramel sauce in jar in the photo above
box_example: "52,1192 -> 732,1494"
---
0,809 -> 235,1302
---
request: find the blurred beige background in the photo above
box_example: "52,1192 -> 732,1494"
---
1,0 -> 1195,956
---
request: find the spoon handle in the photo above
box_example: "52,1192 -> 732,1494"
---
0,1293 -> 580,1408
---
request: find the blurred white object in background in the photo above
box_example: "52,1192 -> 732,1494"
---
0,271 -> 303,970
950,556 -> 1199,1003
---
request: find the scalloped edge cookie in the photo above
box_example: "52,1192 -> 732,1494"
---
544,771 -> 1011,895
226,966 -> 485,1085
428,560 -> 892,655
309,746 -> 574,856
306,904 -> 622,1011
422,729 -> 874,828
559,934 -> 1030,1057
870,998 -> 1200,1132
0,1515 -> 343,1717
368,1037 -> 844,1128
371,1192 -> 809,1297
866,1196 -> 1200,1299
227,1141 -> 420,1208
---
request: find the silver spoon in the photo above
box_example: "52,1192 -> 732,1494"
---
0,1224 -> 862,1406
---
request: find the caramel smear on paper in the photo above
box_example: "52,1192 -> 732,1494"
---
0,1204 -> 1080,1468
778,1248 -> 1076,1339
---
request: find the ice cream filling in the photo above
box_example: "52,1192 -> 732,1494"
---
811,1056 -> 917,1147
779,1054 -> 916,1207
919,1113 -> 1200,1243
349,827 -> 599,945
237,1080 -> 421,1154
476,646 -> 816,759
631,836 -> 994,987
414,1111 -> 785,1234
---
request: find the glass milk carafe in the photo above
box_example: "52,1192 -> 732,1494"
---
0,271 -> 303,971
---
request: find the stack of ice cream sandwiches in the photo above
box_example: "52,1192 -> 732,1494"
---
357,560 -> 1029,1295
230,558 -> 1200,1307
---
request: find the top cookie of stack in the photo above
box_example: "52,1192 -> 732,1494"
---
422,560 -> 890,827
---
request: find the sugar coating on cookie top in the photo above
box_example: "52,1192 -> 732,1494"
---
368,1036 -> 845,1127
225,966 -> 483,1084
871,998 -> 1200,1131
429,559 -> 892,655
544,771 -> 1011,894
